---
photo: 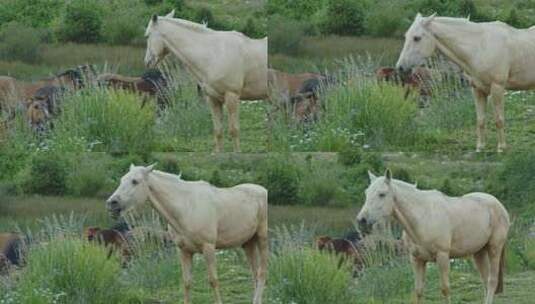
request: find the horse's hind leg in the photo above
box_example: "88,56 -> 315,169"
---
242,237 -> 258,288
253,224 -> 268,304
490,84 -> 506,152
472,87 -> 488,152
224,92 -> 241,152
202,243 -> 223,304
485,244 -> 505,304
473,248 -> 489,296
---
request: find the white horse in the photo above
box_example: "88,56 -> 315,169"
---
144,11 -> 268,152
107,164 -> 269,304
356,170 -> 509,304
396,13 -> 535,152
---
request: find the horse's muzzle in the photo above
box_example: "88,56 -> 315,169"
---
106,199 -> 122,218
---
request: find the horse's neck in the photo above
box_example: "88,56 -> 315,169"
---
159,20 -> 213,83
146,171 -> 190,232
428,19 -> 483,76
392,183 -> 432,243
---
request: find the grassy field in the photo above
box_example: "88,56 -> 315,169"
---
1,153 -> 534,303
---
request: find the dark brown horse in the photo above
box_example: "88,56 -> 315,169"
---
85,227 -> 131,264
97,69 -> 168,111
26,86 -> 66,133
0,233 -> 23,274
316,233 -> 365,270
376,66 -> 433,101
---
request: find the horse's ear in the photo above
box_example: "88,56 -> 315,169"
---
384,169 -> 392,184
368,170 -> 377,182
130,163 -> 135,170
416,12 -> 422,19
145,163 -> 157,174
165,9 -> 175,18
152,14 -> 158,23
424,13 -> 437,25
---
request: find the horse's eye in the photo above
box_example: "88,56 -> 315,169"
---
378,193 -> 386,198
413,36 -> 421,42
132,179 -> 138,186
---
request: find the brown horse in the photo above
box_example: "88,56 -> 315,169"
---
97,70 -> 168,111
85,227 -> 131,264
376,66 -> 433,102
268,69 -> 327,123
26,86 -> 66,133
0,233 -> 23,274
316,235 -> 365,270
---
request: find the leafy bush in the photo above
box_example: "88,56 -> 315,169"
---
486,152 -> 535,212
57,0 -> 103,43
17,152 -> 67,195
0,22 -> 42,63
66,155 -> 113,197
269,247 -> 355,304
52,89 -> 156,153
242,17 -> 266,39
365,3 -> 406,37
103,10 -> 144,45
322,0 -> 367,35
16,238 -> 124,304
256,155 -> 301,205
268,14 -> 306,55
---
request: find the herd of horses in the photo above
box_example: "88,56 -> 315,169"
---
0,64 -> 169,135
1,11 -> 527,304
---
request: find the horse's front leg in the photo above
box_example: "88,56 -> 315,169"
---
472,88 -> 488,152
490,84 -> 506,152
203,243 -> 223,304
411,255 -> 427,304
436,252 -> 451,304
225,92 -> 241,152
207,96 -> 224,153
179,249 -> 194,304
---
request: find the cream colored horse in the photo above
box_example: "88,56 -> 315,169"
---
396,13 -> 535,152
144,11 -> 268,152
356,170 -> 509,304
107,165 -> 268,304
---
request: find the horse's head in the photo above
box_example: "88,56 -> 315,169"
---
144,10 -> 175,68
356,169 -> 395,232
26,99 -> 50,133
396,13 -> 437,73
106,164 -> 156,218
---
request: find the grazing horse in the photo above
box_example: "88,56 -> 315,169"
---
106,164 -> 268,304
376,66 -> 433,102
268,69 -> 326,123
85,227 -> 132,263
357,170 -> 510,304
0,233 -> 23,273
396,13 -> 535,152
97,70 -> 169,111
26,85 -> 66,133
144,10 -> 267,152
316,235 -> 364,270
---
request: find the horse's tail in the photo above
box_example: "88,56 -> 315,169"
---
496,245 -> 505,294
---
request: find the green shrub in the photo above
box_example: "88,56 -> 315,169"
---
268,14 -> 306,55
0,22 -> 42,63
322,0 -> 367,35
299,161 -> 349,206
144,0 -> 163,5
242,17 -> 266,39
338,145 -> 363,167
57,0 -> 103,43
486,152 -> 535,212
18,152 -> 67,195
269,247 -> 355,304
66,155 -> 112,197
103,11 -> 143,45
256,155 -> 300,205
16,238 -> 124,304
52,89 -> 156,153
365,3 -> 406,37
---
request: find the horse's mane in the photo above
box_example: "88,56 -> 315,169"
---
152,170 -> 211,187
141,69 -> 167,87
162,17 -> 212,34
98,73 -> 141,83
